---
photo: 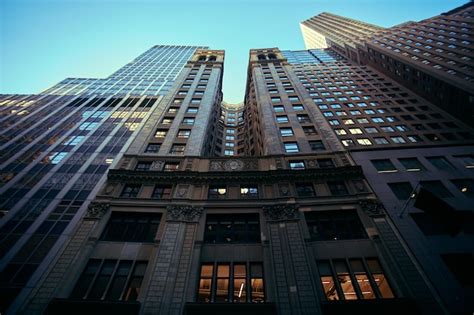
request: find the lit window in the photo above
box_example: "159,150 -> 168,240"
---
289,160 -> 305,170
284,142 -> 299,153
163,162 -> 180,171
208,186 -> 227,199
276,116 -> 289,123
357,138 -> 372,146
280,128 -> 294,137
182,118 -> 195,125
177,130 -> 191,138
155,129 -> 167,138
349,128 -> 363,135
240,186 -> 259,198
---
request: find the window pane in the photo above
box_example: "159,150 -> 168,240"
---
321,276 -> 340,300
198,264 -> 213,302
216,264 -> 230,302
233,264 -> 247,302
106,261 -> 132,300
88,260 -> 116,299
334,260 -> 357,300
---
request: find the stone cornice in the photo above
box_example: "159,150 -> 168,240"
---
107,165 -> 363,184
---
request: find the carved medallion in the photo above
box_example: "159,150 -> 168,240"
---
151,160 -> 164,171
224,159 -> 244,171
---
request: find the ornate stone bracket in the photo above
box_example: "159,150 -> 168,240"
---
166,205 -> 204,223
263,204 -> 300,222
359,199 -> 385,217
85,202 -> 110,220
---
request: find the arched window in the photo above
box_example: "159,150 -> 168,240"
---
198,55 -> 207,61
268,53 -> 277,60
257,54 -> 266,60
208,56 -> 217,61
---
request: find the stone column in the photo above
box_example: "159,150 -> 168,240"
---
263,204 -> 320,315
141,205 -> 203,315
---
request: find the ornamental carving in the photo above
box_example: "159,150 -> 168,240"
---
166,205 -> 203,222
151,160 -> 164,171
209,161 -> 223,171
85,202 -> 110,219
263,204 -> 299,221
243,159 -> 258,170
359,199 -> 385,216
224,159 -> 244,171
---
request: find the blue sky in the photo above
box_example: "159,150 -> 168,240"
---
0,0 -> 468,103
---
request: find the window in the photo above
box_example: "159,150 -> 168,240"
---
284,142 -> 299,153
317,258 -> 394,301
426,156 -> 454,171
371,159 -> 397,173
305,210 -> 366,241
182,118 -> 195,125
309,140 -> 325,151
121,184 -> 141,198
328,181 -> 348,195
204,213 -> 260,243
293,104 -> 304,111
374,137 -> 389,145
271,97 -> 281,103
197,262 -> 265,303
349,128 -> 363,134
162,117 -> 174,125
295,183 -> 315,197
152,185 -> 172,199
388,182 -> 413,200
303,126 -> 317,136
208,186 -> 227,199
240,185 -> 259,198
280,128 -> 294,137
135,162 -> 151,171
187,107 -> 199,114
399,158 -> 425,171
273,106 -> 285,112
318,158 -> 334,168
163,162 -> 180,171
276,116 -> 289,123
170,144 -> 185,154
289,160 -> 305,170
155,129 -> 167,138
421,181 -> 453,198
297,114 -> 311,123
454,155 -> 474,169
101,212 -> 161,242
71,259 -> 148,301
391,136 -> 406,144
224,150 -> 234,156
177,129 -> 191,138
145,144 -> 160,153
451,179 -> 474,197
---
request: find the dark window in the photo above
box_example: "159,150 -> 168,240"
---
240,185 -> 259,198
398,158 -> 425,171
135,162 -> 151,171
70,259 -> 148,301
327,181 -> 348,195
121,184 -> 141,198
170,144 -> 185,154
303,126 -> 317,135
295,183 -> 315,197
152,185 -> 172,199
305,210 -> 367,241
297,114 -> 311,123
204,214 -> 260,244
388,182 -> 413,200
318,158 -> 334,168
371,159 -> 397,173
441,253 -> 474,288
426,156 -> 454,171
197,262 -> 265,303
309,140 -> 325,151
101,212 -> 161,242
421,180 -> 453,198
145,144 -> 160,153
208,186 -> 227,199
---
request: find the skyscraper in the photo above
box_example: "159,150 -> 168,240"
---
1,3 -> 473,315
0,45 -> 207,313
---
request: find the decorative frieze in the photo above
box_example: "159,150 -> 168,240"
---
166,205 -> 203,222
263,204 -> 300,221
84,202 -> 110,220
359,199 -> 385,217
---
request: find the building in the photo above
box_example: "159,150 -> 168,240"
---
0,45 -> 207,313
302,3 -> 474,127
1,3 -> 473,315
